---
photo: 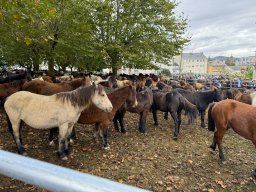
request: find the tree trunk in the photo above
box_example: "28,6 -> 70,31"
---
48,57 -> 55,74
112,64 -> 118,75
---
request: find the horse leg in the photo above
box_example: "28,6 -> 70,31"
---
210,132 -> 217,151
170,111 -> 179,140
177,109 -> 182,133
113,112 -> 120,132
139,111 -> 147,133
118,111 -> 126,133
164,112 -> 168,120
200,110 -> 206,128
99,124 -> 109,149
152,109 -> 158,126
49,128 -> 58,146
65,125 -> 74,156
69,127 -> 77,144
58,124 -> 69,160
10,119 -> 26,155
216,130 -> 226,162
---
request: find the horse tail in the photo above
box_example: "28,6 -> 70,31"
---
179,96 -> 198,124
208,102 -> 216,132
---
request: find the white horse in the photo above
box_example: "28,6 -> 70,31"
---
4,83 -> 113,160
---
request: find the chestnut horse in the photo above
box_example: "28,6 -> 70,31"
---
49,86 -> 138,148
22,77 -> 91,95
208,100 -> 256,163
4,84 -> 113,160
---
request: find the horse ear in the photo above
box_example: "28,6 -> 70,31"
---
92,81 -> 97,88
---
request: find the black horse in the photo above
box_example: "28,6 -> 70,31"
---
113,87 -> 153,133
0,70 -> 32,84
151,89 -> 198,139
168,88 -> 224,128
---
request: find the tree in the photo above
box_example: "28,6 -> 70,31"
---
90,0 -> 190,74
0,0 -> 189,74
225,56 -> 235,66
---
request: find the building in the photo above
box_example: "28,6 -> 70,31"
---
180,53 -> 207,74
207,59 -> 226,74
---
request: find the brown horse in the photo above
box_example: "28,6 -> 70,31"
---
0,80 -> 26,107
232,89 -> 252,105
208,100 -> 256,162
22,77 -> 91,95
49,86 -> 138,148
156,81 -> 172,91
113,87 -> 153,133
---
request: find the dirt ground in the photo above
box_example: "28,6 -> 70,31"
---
0,111 -> 255,192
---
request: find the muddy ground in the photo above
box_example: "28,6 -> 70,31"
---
0,112 -> 255,192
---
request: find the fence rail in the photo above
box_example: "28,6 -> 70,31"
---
0,150 -> 150,192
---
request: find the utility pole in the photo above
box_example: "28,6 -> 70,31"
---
179,53 -> 183,79
253,51 -> 256,80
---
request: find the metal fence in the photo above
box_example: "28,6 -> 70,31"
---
0,150 -> 150,192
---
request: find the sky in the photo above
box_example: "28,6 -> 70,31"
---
176,0 -> 256,58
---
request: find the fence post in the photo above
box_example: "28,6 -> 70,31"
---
0,150 -> 150,192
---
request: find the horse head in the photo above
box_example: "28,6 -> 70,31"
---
126,85 -> 138,108
91,83 -> 113,112
214,89 -> 224,101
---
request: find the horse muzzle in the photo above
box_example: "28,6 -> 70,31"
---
104,106 -> 113,112
132,99 -> 138,108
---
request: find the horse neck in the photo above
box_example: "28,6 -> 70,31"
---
199,90 -> 216,103
68,79 -> 83,89
56,85 -> 93,111
108,87 -> 132,111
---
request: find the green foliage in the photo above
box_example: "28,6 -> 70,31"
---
225,56 -> 235,66
0,0 -> 190,73
244,66 -> 253,80
161,69 -> 171,76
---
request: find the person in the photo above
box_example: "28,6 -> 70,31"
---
237,78 -> 242,88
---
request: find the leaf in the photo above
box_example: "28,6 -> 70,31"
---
48,8 -> 57,16
24,36 -> 31,45
215,180 -> 226,189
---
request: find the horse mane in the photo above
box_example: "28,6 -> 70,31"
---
56,85 -> 101,107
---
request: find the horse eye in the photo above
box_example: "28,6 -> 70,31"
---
102,94 -> 105,97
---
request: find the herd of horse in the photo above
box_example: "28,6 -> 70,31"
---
0,69 -> 255,177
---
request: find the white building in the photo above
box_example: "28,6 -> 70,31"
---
180,53 -> 208,74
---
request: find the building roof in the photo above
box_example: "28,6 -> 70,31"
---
182,52 -> 206,60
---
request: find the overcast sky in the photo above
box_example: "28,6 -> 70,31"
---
176,0 -> 256,58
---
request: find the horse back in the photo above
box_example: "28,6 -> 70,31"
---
212,100 -> 256,140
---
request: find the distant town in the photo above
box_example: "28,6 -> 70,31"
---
115,53 -> 256,76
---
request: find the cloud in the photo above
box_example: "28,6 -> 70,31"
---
176,0 -> 256,57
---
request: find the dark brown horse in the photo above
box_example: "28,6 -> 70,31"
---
208,100 -> 256,163
0,80 -> 26,107
151,89 -> 198,139
22,77 -> 91,95
113,87 -> 153,133
156,81 -> 172,91
49,86 -> 138,148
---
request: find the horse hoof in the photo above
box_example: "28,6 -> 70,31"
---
209,145 -> 216,151
61,156 -> 68,161
103,146 -> 110,150
173,136 -> 178,140
220,160 -> 227,165
49,141 -> 55,146
22,152 -> 28,156
154,123 -> 158,126
70,139 -> 74,144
